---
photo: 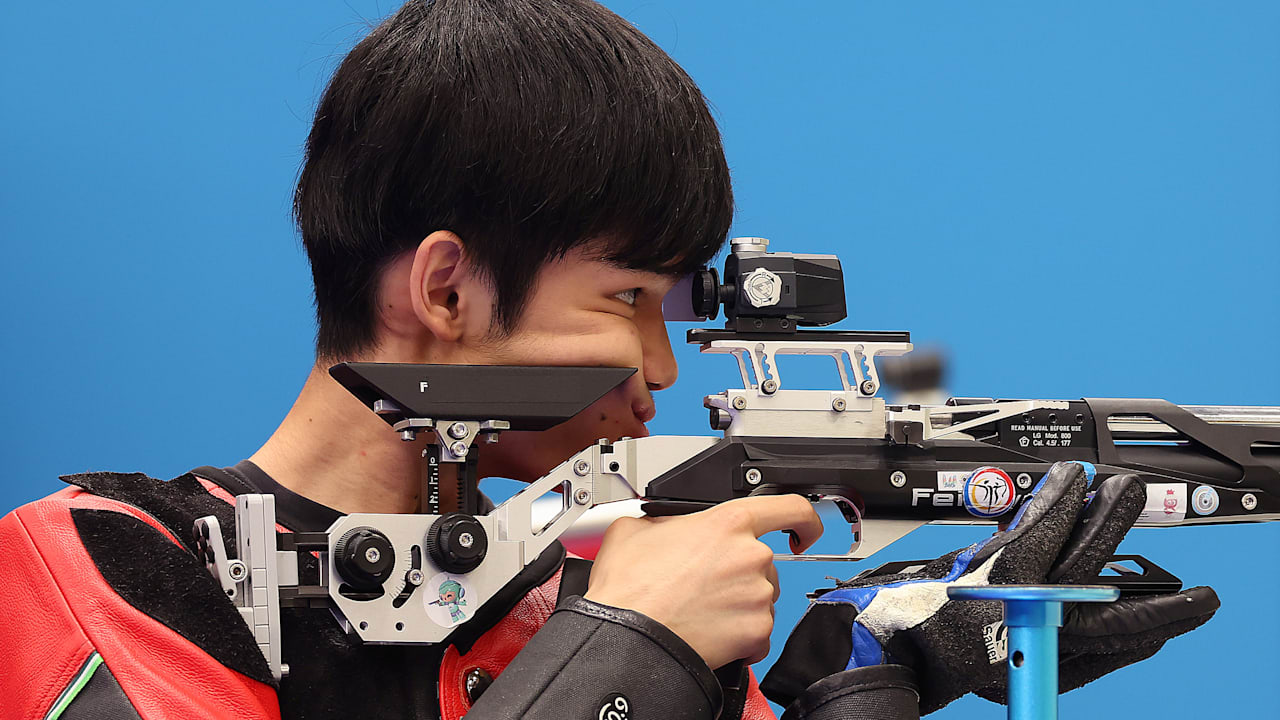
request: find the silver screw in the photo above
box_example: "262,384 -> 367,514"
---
761,378 -> 779,394
450,440 -> 469,457
732,396 -> 747,410
1016,473 -> 1033,489
574,488 -> 592,505
228,560 -> 247,581
832,397 -> 847,412
574,459 -> 591,476
448,422 -> 468,439
364,547 -> 381,564
407,569 -> 425,586
458,532 -> 475,549
859,379 -> 876,395
400,430 -> 417,442
1242,493 -> 1258,511
890,471 -> 907,488
745,468 -> 763,485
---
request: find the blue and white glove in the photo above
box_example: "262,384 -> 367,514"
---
761,461 -> 1219,715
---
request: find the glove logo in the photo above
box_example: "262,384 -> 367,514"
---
982,619 -> 1009,664
962,467 -> 1016,518
597,693 -> 630,720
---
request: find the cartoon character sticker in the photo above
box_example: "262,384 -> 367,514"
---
962,466 -> 1017,518
424,572 -> 473,627
1138,483 -> 1186,524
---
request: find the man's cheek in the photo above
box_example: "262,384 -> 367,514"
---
565,325 -> 645,369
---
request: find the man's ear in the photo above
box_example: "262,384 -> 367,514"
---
408,231 -> 470,342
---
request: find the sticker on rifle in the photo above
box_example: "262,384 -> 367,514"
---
1138,483 -> 1186,524
937,471 -> 966,492
962,467 -> 1016,518
424,572 -> 473,627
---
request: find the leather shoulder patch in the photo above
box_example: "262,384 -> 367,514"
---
70,507 -> 274,686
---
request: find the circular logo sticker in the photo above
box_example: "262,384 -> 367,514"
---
963,467 -> 1017,518
1192,485 -> 1219,516
423,572 -> 474,627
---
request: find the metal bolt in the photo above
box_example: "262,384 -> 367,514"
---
458,532 -> 475,549
448,422 -> 469,439
400,430 -> 417,442
890,471 -> 907,488
228,560 -> 247,581
1242,493 -> 1258,511
574,459 -> 591,476
364,547 -> 381,564
761,378 -> 779,394
732,396 -> 747,410
450,440 -> 469,457
1016,473 -> 1033,489
407,569 -> 425,586
574,488 -> 592,505
832,397 -> 847,412
745,468 -> 763,485
859,379 -> 876,395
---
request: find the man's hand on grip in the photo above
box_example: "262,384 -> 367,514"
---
584,494 -> 823,670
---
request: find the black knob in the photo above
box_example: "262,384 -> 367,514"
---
426,513 -> 488,573
333,527 -> 395,591
690,268 -> 721,320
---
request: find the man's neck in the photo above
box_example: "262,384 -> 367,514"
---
249,364 -> 458,515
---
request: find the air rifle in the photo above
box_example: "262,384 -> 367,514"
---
194,237 -> 1279,681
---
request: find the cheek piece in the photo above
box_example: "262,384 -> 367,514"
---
760,461 -> 1221,716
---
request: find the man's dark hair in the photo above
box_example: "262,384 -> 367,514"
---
296,0 -> 734,359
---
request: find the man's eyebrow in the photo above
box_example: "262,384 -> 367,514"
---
597,260 -> 683,281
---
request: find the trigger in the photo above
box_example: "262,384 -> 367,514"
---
641,500 -> 717,517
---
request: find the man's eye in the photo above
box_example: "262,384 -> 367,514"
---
613,288 -> 639,306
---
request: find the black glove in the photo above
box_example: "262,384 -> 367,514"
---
761,461 -> 1220,715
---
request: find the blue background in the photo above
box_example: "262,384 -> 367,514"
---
3,2 -> 1277,717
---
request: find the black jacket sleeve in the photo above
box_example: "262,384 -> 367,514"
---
779,665 -> 920,720
466,596 -> 723,720
466,596 -> 920,720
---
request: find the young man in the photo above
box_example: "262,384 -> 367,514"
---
0,1 -> 842,718
0,2 -> 1216,719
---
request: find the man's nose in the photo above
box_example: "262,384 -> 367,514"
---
641,317 -> 679,392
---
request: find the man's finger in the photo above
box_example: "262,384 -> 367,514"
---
730,494 -> 825,550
